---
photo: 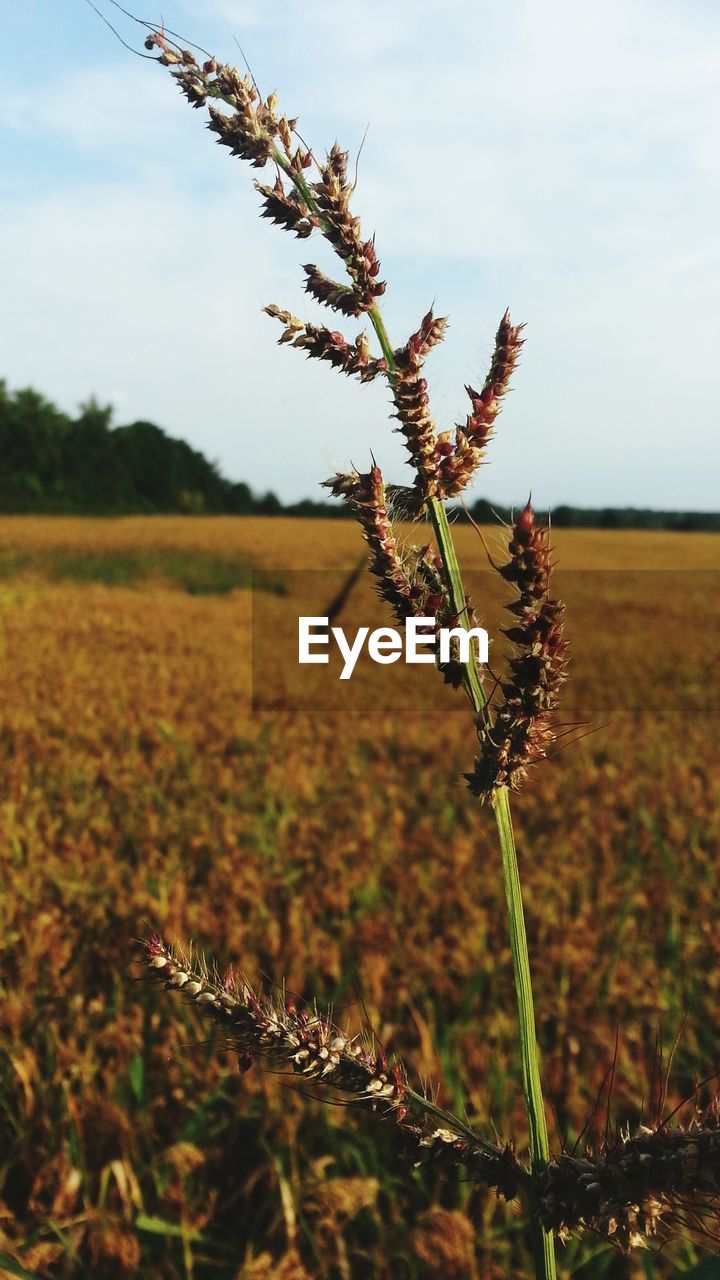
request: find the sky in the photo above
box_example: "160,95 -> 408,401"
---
2,0 -> 720,510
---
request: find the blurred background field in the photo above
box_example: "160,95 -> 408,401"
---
0,515 -> 719,1279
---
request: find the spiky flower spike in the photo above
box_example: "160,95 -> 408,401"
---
143,935 -> 720,1252
264,306 -> 387,383
391,309 -> 449,499
437,311 -> 525,498
539,1108 -> 720,1250
141,35 -> 518,508
325,465 -> 483,691
467,503 -> 568,800
324,465 -> 445,623
141,931 -> 524,1202
143,36 -> 288,168
302,264 -> 364,317
256,177 -> 315,239
311,144 -> 386,311
144,35 -> 384,319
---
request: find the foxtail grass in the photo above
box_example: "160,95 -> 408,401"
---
97,15 -> 720,1276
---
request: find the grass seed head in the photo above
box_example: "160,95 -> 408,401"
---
467,502 -> 568,799
255,178 -> 316,238
302,264 -> 366,317
538,1111 -> 720,1250
141,932 -> 523,1200
324,465 -> 446,622
309,144 -> 386,310
392,312 -> 448,498
264,307 -> 386,382
437,310 -> 525,499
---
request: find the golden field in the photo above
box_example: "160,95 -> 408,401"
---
0,515 -> 719,1280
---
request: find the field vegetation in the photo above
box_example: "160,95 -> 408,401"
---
0,515 -> 718,1279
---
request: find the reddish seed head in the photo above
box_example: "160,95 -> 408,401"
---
516,503 -> 535,533
144,930 -> 164,959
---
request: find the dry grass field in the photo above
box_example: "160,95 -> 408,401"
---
0,516 -> 718,1279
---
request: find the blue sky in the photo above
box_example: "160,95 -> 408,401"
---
3,1 -> 720,509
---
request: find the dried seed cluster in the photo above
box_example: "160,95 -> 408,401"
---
144,930 -> 404,1098
302,264 -> 363,317
264,306 -> 387,383
324,465 -> 445,623
539,1114 -> 720,1249
144,34 -> 301,171
142,933 -> 520,1199
390,308 -> 522,502
144,936 -> 720,1245
256,177 -> 316,239
144,35 -> 385,325
324,466 -> 482,691
391,310 -> 448,498
436,311 -> 525,498
312,144 -> 386,311
467,503 -> 568,800
407,1126 -> 525,1202
145,34 -> 523,510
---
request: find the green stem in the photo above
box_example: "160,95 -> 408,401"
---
494,786 -> 556,1276
273,141 -> 556,1279
427,497 -> 556,1280
367,303 -> 396,373
425,498 -> 487,715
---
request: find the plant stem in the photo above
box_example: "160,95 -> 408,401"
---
272,152 -> 555,1278
427,498 -> 556,1280
424,498 -> 487,714
494,786 -> 556,1278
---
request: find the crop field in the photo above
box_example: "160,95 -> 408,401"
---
0,515 -> 719,1280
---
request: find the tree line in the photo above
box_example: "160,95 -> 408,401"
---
1,381 -> 717,529
0,382 -> 276,515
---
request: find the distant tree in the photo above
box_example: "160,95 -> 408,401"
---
257,491 -> 283,515
0,381 -> 718,527
551,505 -> 574,528
226,481 -> 255,514
0,380 -> 71,509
